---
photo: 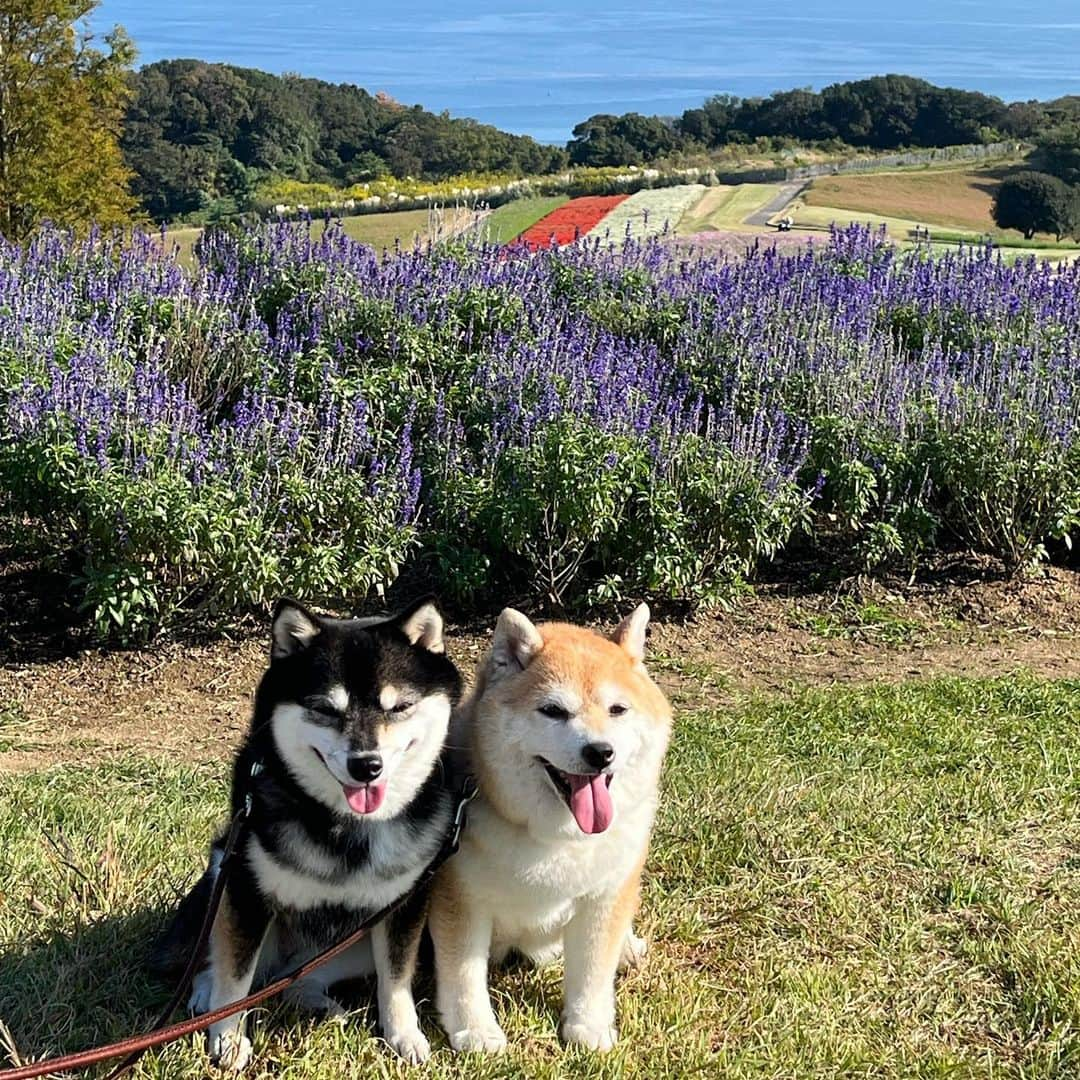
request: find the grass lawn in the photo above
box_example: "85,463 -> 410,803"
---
676,183 -> 784,234
479,196 -> 569,244
803,165 -> 1077,247
310,208 -> 477,251
162,209 -> 477,267
3,674 -> 1080,1077
804,167 -> 1002,232
161,226 -> 202,267
792,202 -> 982,240
791,203 -> 1080,262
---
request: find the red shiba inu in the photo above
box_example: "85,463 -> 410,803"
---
429,604 -> 672,1052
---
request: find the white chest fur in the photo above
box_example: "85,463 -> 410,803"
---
456,792 -> 655,940
247,822 -> 428,914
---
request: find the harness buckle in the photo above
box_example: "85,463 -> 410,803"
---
241,760 -> 265,820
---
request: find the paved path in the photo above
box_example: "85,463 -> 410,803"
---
744,181 -> 808,227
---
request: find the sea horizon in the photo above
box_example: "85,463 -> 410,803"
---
94,1 -> 1080,144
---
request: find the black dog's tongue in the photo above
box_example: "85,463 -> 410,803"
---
344,782 -> 385,814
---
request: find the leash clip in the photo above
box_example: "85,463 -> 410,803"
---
448,776 -> 478,853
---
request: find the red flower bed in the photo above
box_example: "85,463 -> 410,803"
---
514,194 -> 629,251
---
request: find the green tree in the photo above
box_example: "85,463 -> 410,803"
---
992,171 -> 1077,240
1035,124 -> 1080,186
0,0 -> 137,239
567,113 -> 684,166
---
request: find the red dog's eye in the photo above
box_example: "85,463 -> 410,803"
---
538,703 -> 570,721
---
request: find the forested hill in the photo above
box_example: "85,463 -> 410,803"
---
568,76 -> 1080,165
122,60 -> 569,220
123,63 -> 1080,224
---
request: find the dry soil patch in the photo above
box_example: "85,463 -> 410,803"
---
1,569 -> 1076,773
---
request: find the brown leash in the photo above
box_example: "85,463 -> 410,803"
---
0,777 -> 477,1080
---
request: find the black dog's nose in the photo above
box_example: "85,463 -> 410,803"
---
581,741 -> 615,771
346,753 -> 383,783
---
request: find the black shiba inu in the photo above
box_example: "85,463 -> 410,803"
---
153,596 -> 463,1068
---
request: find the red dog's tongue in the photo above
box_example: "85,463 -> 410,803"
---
344,782 -> 385,814
566,773 -> 613,834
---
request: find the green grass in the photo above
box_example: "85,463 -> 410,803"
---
676,183 -> 785,234
479,196 -> 569,244
790,599 -> 957,646
3,675 -> 1080,1076
792,203 -> 978,239
926,229 -> 1079,252
0,705 -> 37,753
308,209 -> 469,251
792,204 -> 1080,261
161,226 -> 202,267
163,209 -> 474,267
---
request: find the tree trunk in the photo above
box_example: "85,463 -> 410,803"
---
0,20 -> 9,239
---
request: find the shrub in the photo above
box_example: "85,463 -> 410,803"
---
0,221 -> 1077,639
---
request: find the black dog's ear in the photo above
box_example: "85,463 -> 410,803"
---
393,594 -> 445,653
271,598 -> 321,660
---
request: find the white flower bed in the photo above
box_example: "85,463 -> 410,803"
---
588,184 -> 706,241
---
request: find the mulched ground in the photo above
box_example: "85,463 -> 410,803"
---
1,554 -> 1076,774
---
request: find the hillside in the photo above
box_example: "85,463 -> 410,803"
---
122,60 -> 568,222
122,64 -> 1080,226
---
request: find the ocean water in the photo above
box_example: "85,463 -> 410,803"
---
94,1 -> 1080,144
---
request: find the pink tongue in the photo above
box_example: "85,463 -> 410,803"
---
566,773 -> 613,834
344,783 -> 385,814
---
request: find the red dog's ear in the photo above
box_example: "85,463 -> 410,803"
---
489,607 -> 544,679
612,603 -> 650,663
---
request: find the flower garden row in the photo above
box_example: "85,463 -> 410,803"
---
257,172 -> 719,247
513,185 -> 707,249
0,222 -> 1076,640
256,168 -> 706,219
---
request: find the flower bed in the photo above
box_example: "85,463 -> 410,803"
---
591,184 -> 707,242
0,223 -> 1077,640
511,195 -> 630,250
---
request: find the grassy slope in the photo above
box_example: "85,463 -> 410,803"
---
163,209 -> 476,266
479,196 -> 569,244
676,183 -> 784,234
791,203 -> 988,242
802,165 -> 1080,252
3,674 -> 1080,1077
161,226 -> 202,267
805,167 -> 1006,232
793,203 -> 1080,262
